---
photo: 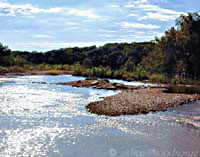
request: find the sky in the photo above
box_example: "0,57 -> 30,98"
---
0,0 -> 199,51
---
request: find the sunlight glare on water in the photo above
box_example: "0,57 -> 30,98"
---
0,75 -> 200,157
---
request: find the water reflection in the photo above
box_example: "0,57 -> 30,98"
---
0,75 -> 200,157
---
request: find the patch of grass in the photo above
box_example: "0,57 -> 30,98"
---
8,66 -> 24,72
46,70 -> 64,75
150,74 -> 169,83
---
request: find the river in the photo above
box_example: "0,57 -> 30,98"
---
0,75 -> 200,157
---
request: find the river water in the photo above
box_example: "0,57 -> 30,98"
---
0,75 -> 200,157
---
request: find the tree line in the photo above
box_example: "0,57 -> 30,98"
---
0,12 -> 200,82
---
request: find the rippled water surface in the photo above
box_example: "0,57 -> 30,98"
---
0,75 -> 200,157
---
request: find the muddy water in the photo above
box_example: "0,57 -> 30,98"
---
0,75 -> 199,157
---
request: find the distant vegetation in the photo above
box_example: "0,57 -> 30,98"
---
0,13 -> 200,84
166,85 -> 200,94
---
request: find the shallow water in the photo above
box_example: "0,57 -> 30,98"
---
108,79 -> 155,87
0,75 -> 200,157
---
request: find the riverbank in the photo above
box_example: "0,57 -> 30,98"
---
1,72 -> 200,156
86,88 -> 200,116
0,70 -> 71,78
1,64 -> 200,86
58,79 -> 200,116
1,73 -> 200,116
57,79 -> 145,90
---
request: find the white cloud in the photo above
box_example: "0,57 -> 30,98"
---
128,13 -> 138,17
65,22 -> 79,26
135,0 -> 148,4
98,34 -> 113,38
140,12 -> 179,21
124,3 -> 135,8
138,4 -> 184,15
118,30 -> 163,42
0,2 -> 100,19
124,2 -> 183,16
119,22 -> 160,29
141,0 -> 148,3
68,8 -> 100,19
109,4 -> 120,8
32,34 -> 53,39
125,0 -> 148,7
68,27 -> 80,30
45,7 -> 64,14
149,31 -> 164,38
106,30 -> 117,33
132,31 -> 146,35
14,41 -> 107,50
0,2 -> 63,16
98,29 -> 117,33
126,2 -> 184,21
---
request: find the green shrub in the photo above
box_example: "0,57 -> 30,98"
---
23,64 -> 34,71
8,66 -> 24,72
134,67 -> 149,80
46,70 -> 64,75
61,64 -> 71,71
150,74 -> 168,83
73,64 -> 87,76
170,77 -> 200,85
103,67 -> 112,77
166,85 -> 200,94
0,66 -> 8,73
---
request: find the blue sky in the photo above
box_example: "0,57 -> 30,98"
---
0,0 -> 199,51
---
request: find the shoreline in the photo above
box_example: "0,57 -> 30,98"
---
86,88 -> 200,116
0,70 -> 72,78
1,71 -> 197,87
0,71 -> 163,87
0,70 -> 156,84
56,79 -> 200,116
56,79 -> 145,90
1,73 -> 200,116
